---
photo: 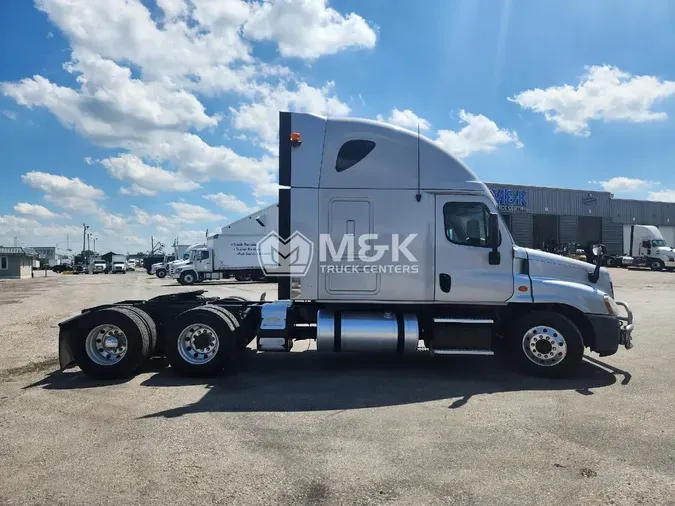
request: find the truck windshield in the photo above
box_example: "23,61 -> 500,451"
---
652,239 -> 667,247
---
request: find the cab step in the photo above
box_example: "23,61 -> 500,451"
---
429,317 -> 494,355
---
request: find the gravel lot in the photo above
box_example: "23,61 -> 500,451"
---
0,268 -> 674,505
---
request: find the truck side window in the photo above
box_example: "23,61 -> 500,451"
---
201,251 -> 210,260
336,140 -> 376,172
443,202 -> 498,248
642,240 -> 651,248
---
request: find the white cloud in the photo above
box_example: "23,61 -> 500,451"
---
177,229 -> 209,244
98,212 -> 129,232
509,65 -> 675,136
47,31 -> 54,38
0,215 -> 82,249
13,202 -> 64,219
101,153 -> 200,195
5,0 -> 378,202
243,0 -> 377,59
168,202 -> 225,223
203,193 -> 253,213
590,177 -> 653,193
649,189 -> 675,203
120,185 -> 157,197
84,156 -> 94,165
21,171 -> 105,213
230,80 -> 350,144
2,110 -> 17,120
435,110 -> 522,158
377,108 -> 431,131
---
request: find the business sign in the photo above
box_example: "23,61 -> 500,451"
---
490,188 -> 529,213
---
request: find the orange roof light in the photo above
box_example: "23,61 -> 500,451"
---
290,132 -> 302,146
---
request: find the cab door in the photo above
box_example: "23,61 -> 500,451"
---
434,194 -> 514,303
194,250 -> 212,272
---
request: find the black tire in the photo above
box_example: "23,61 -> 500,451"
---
165,307 -> 237,377
156,268 -> 167,279
650,259 -> 664,271
234,273 -> 252,282
71,307 -> 151,379
120,306 -> 158,352
510,311 -> 584,378
179,271 -> 197,285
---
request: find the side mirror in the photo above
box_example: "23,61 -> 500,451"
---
588,243 -> 605,283
488,213 -> 501,265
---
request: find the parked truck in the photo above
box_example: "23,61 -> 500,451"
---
89,258 -> 107,274
171,235 -> 268,284
111,254 -> 127,274
604,225 -> 675,270
57,111 -> 634,381
152,244 -> 192,279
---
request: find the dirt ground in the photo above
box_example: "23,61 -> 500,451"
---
0,268 -> 674,505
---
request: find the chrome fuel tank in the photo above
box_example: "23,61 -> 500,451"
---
316,310 -> 419,353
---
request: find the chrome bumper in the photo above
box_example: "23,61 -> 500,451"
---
615,300 -> 634,349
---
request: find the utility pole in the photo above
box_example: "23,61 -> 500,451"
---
82,223 -> 89,257
93,237 -> 97,254
66,233 -> 70,251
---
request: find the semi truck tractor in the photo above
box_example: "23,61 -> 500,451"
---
57,111 -> 634,380
622,225 -> 675,271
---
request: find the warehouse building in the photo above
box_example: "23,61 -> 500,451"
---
0,247 -> 38,279
486,183 -> 675,254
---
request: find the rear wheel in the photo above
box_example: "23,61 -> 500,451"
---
510,311 -> 584,378
71,307 -> 151,379
234,273 -> 252,282
165,307 -> 237,376
156,268 -> 167,279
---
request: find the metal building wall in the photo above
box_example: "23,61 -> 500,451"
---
559,216 -> 578,244
510,213 -> 533,248
487,183 -> 612,217
602,217 -> 623,255
611,199 -> 675,226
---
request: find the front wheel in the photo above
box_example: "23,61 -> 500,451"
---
179,271 -> 197,285
509,311 -> 584,378
650,259 -> 664,271
156,268 -> 167,279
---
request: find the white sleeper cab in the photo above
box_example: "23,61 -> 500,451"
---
57,111 -> 634,380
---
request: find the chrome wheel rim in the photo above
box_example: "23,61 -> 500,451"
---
183,273 -> 194,284
85,324 -> 128,366
177,324 -> 219,365
522,325 -> 567,367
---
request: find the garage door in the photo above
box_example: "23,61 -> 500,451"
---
659,226 -> 675,248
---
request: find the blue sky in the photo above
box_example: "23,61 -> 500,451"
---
2,0 -> 675,252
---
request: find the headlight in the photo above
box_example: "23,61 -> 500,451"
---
603,295 -> 620,316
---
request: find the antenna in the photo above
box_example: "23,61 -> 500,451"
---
415,123 -> 422,202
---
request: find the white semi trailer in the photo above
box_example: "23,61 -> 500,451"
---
57,111 -> 634,380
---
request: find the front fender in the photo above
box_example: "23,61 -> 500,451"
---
530,277 -> 609,315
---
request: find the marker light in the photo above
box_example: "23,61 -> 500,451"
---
290,132 -> 302,147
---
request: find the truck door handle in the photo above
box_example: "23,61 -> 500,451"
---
439,273 -> 451,293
